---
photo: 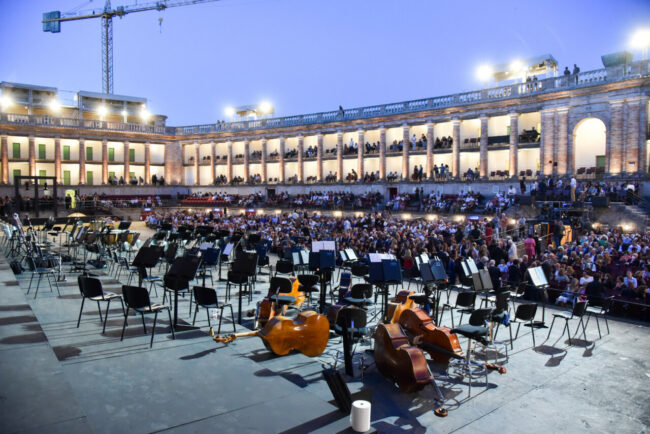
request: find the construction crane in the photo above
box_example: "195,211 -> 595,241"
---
42,0 -> 223,95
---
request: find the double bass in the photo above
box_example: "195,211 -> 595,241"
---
399,307 -> 507,374
398,307 -> 463,364
373,322 -> 433,393
373,322 -> 449,416
211,310 -> 329,357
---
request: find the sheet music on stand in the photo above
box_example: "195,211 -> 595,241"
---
527,266 -> 549,328
529,266 -> 548,287
466,258 -> 479,275
368,253 -> 395,263
222,243 -> 234,257
199,242 -> 214,251
300,250 -> 309,265
311,240 -> 336,252
344,248 -> 358,262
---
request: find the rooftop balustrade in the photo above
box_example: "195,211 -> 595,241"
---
1,60 -> 647,136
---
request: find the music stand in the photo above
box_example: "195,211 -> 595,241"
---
117,221 -> 132,230
165,255 -> 201,331
527,266 -> 549,328
131,246 -> 163,286
368,254 -> 402,322
232,252 -> 258,324
428,257 -> 449,324
309,241 -> 336,314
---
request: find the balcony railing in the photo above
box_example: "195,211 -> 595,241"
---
0,113 -> 174,135
1,60 -> 647,136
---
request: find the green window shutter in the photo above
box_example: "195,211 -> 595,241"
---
86,171 -> 93,185
129,171 -> 135,179
108,148 -> 115,162
63,170 -> 71,185
86,147 -> 93,161
108,171 -> 115,180
12,169 -> 21,182
38,144 -> 46,159
129,148 -> 135,162
63,146 -> 70,160
12,143 -> 20,159
39,170 -> 47,185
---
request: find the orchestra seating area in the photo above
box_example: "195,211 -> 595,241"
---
0,220 -> 647,433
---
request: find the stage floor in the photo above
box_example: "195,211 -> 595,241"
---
0,232 -> 648,433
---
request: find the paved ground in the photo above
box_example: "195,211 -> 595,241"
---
0,223 -> 649,433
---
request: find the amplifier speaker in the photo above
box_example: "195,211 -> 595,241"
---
592,196 -> 610,207
519,196 -> 534,206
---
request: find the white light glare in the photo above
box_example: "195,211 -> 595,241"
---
49,98 -> 61,113
509,60 -> 524,74
259,101 -> 272,114
0,95 -> 13,110
476,64 -> 493,82
630,28 -> 650,49
224,106 -> 235,117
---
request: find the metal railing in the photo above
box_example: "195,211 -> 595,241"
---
1,60 -> 647,136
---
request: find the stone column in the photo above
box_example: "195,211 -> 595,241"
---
297,135 -> 304,183
101,138 -> 108,184
556,108 -> 569,175
426,122 -> 434,179
1,135 -> 8,184
54,137 -> 62,184
379,126 -> 386,180
357,129 -> 364,179
279,136 -> 285,183
609,100 -> 624,175
194,143 -> 200,185
123,140 -> 130,183
227,141 -> 233,182
164,141 -> 183,185
336,131 -> 343,182
28,136 -> 35,177
144,141 -> 151,184
540,109 -> 555,176
479,115 -> 488,178
625,98 -> 641,174
316,133 -> 323,182
452,118 -> 460,178
243,139 -> 250,182
79,138 -> 86,184
639,96 -> 648,174
402,124 -> 409,180
509,113 -> 519,178
261,138 -> 267,183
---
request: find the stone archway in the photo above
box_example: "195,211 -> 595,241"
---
572,117 -> 607,174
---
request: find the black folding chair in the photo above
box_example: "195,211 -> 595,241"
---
121,285 -> 175,348
77,275 -> 125,333
192,286 -> 235,335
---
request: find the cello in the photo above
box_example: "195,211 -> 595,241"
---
211,310 -> 329,357
386,290 -> 415,324
256,276 -> 305,328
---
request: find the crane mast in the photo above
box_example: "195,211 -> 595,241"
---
43,0 -> 223,94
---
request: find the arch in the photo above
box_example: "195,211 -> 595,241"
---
572,117 -> 607,174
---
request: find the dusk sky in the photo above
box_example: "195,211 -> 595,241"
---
1,0 -> 649,125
